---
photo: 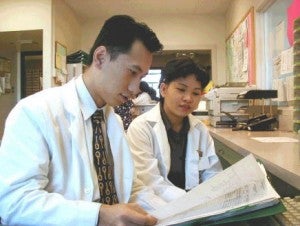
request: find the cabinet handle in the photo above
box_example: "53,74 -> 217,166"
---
218,149 -> 224,155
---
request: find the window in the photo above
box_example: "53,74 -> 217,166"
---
262,0 -> 293,97
260,0 -> 295,132
142,69 -> 161,98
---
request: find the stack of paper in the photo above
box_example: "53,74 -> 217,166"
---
150,154 -> 281,226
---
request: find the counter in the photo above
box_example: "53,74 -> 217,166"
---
208,128 -> 300,195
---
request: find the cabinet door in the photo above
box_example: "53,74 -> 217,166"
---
213,138 -> 243,169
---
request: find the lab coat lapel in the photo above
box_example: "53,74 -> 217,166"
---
69,114 -> 90,166
185,116 -> 201,188
106,107 -> 133,203
147,104 -> 171,173
63,80 -> 91,168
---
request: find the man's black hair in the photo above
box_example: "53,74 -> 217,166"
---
87,15 -> 163,64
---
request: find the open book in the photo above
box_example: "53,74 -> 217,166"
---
150,154 -> 281,226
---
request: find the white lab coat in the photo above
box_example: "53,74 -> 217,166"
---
132,92 -> 152,105
127,103 -> 223,202
0,78 -> 165,226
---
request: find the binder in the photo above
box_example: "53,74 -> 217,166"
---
178,201 -> 285,225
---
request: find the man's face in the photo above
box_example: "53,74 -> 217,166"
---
90,40 -> 153,107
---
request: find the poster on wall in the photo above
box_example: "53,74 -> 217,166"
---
55,41 -> 68,85
0,57 -> 12,94
55,41 -> 67,71
226,7 -> 255,85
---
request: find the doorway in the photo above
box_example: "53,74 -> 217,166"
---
21,51 -> 43,98
0,29 -> 42,139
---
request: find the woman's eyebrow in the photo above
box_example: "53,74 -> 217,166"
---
176,82 -> 202,90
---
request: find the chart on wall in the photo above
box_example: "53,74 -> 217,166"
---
226,7 -> 255,85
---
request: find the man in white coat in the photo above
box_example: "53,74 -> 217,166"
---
0,15 -> 165,226
127,57 -> 223,202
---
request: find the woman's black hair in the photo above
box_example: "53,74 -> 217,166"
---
159,57 -> 209,102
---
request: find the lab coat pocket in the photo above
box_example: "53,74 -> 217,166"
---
198,156 -> 210,170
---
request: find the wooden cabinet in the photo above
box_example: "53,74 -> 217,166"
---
213,138 -> 242,168
213,137 -> 299,197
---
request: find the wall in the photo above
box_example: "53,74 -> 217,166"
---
0,0 -> 52,89
80,14 -> 227,86
53,0 -> 82,54
225,0 -> 274,88
226,0 -> 262,36
52,0 -> 82,85
0,51 -> 17,139
0,0 -> 52,139
0,0 -> 81,90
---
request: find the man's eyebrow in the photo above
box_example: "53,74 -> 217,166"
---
131,65 -> 149,77
131,65 -> 142,73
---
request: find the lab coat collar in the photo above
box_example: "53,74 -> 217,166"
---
74,75 -> 97,120
62,79 -> 92,174
143,103 -> 204,187
144,103 -> 171,172
61,78 -> 80,117
144,103 -> 203,130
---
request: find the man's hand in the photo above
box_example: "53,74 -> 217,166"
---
98,203 -> 157,226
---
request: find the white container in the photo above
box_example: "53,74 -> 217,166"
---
278,107 -> 293,131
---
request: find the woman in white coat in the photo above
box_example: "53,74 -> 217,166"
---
127,57 -> 223,202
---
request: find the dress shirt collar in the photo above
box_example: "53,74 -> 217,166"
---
75,75 -> 107,121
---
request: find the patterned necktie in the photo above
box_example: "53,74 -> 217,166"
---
92,109 -> 118,205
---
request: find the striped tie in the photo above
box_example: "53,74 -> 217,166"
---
92,109 -> 118,204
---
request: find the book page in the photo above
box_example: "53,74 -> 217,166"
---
150,154 -> 279,225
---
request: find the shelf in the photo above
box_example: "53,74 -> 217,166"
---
292,18 -> 300,133
294,28 -> 300,33
294,39 -> 300,45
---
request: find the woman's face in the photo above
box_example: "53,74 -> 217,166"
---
160,74 -> 202,120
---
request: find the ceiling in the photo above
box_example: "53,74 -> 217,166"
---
0,1 -> 231,54
0,30 -> 43,53
61,0 -> 226,65
63,0 -> 232,21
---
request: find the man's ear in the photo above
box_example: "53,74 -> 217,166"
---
93,46 -> 107,69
